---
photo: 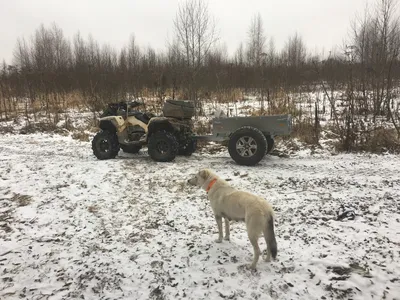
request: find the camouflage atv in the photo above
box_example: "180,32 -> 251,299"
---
91,100 -> 196,162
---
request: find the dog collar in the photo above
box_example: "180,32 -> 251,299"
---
206,178 -> 217,193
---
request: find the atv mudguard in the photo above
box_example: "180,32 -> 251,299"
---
99,116 -> 125,133
147,117 -> 181,136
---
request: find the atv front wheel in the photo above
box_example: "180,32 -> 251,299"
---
120,144 -> 142,154
92,130 -> 120,160
178,137 -> 197,156
148,131 -> 179,162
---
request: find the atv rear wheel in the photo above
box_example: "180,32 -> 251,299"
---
148,131 -> 178,162
120,144 -> 142,154
178,137 -> 197,156
228,126 -> 267,166
92,130 -> 120,160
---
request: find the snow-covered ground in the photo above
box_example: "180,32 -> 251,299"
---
0,133 -> 400,300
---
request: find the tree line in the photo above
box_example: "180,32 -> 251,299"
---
1,0 -> 400,151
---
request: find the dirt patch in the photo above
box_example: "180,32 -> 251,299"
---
20,122 -> 58,134
87,205 -> 99,214
325,283 -> 355,299
0,209 -> 13,233
0,124 -> 14,134
11,193 -> 32,207
196,141 -> 227,154
72,132 -> 90,142
327,263 -> 371,281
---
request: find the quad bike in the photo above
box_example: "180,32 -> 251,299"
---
91,100 -> 196,162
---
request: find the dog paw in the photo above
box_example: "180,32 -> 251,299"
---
263,255 -> 271,262
238,264 -> 257,274
224,236 -> 230,241
237,264 -> 248,272
247,264 -> 257,270
215,239 -> 223,243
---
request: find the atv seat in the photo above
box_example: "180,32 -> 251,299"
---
118,111 -> 153,124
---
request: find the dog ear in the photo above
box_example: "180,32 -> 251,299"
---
199,169 -> 209,179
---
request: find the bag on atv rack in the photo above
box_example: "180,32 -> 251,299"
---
163,100 -> 195,119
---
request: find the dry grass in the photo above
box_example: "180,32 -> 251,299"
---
291,121 -> 319,145
11,193 -> 32,207
88,205 -> 99,214
270,100 -> 301,117
63,116 -> 75,131
194,120 -> 212,135
19,122 -> 58,134
3,89 -> 400,155
0,92 -> 88,120
366,128 -> 400,153
72,132 -> 90,142
81,116 -> 100,132
196,140 -> 227,154
176,181 -> 186,193
0,124 -> 14,134
195,139 -> 210,151
64,91 -> 86,109
334,127 -> 400,153
249,91 -> 301,118
211,89 -> 244,103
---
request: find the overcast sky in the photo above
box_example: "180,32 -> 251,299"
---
0,0 -> 373,63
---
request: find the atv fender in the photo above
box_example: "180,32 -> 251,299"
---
125,116 -> 148,133
99,116 -> 125,133
147,117 -> 174,137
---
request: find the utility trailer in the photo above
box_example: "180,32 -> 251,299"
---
195,114 -> 292,166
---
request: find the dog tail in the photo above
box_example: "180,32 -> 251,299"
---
265,214 -> 277,259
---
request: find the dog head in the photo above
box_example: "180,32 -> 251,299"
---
187,169 -> 212,187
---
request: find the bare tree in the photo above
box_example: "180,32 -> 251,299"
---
73,32 -> 88,71
2,10 -> 399,152
234,42 -> 245,66
283,33 -> 307,68
127,35 -> 141,98
246,13 -> 267,111
351,0 -> 400,135
267,37 -> 276,67
51,23 -> 71,71
13,37 -> 32,70
246,13 -> 266,67
173,0 -> 218,106
166,39 -> 184,99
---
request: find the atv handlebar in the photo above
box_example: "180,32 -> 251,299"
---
101,100 -> 145,117
127,101 -> 143,109
109,101 -> 143,110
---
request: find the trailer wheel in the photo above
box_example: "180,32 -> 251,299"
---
228,126 -> 267,166
264,135 -> 275,154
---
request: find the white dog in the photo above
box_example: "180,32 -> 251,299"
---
188,168 -> 277,269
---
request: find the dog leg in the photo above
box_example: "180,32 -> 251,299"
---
224,218 -> 230,241
263,227 -> 271,262
215,216 -> 223,243
248,232 -> 261,269
263,248 -> 271,262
